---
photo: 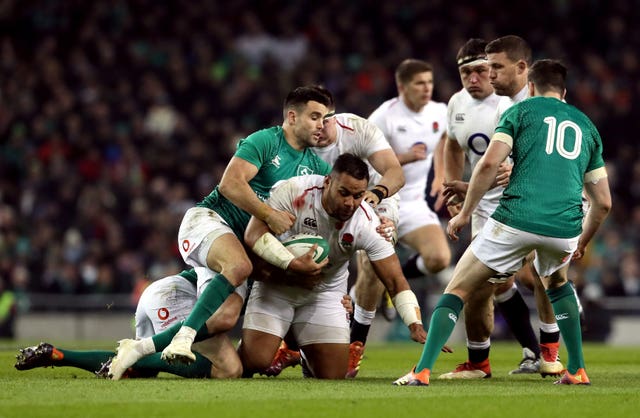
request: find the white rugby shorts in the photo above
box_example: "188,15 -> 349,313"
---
397,199 -> 441,238
471,218 -> 578,278
242,282 -> 350,346
178,207 -> 235,268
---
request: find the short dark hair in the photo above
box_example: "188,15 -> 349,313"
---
485,35 -> 532,65
395,59 -> 433,85
331,153 -> 369,183
456,38 -> 488,66
283,85 -> 334,117
528,59 -> 567,94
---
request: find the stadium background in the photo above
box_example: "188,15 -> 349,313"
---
0,0 -> 638,342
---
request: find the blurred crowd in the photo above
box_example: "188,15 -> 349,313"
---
1,0 -> 639,313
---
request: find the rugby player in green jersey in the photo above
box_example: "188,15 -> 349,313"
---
107,86 -> 334,379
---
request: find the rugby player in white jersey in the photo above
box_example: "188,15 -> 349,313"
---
313,109 -> 404,377
240,153 -> 429,379
368,59 -> 451,295
441,38 -> 559,379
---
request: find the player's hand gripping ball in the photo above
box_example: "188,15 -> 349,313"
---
282,234 -> 330,262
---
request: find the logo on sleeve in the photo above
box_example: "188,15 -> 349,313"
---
271,155 -> 281,168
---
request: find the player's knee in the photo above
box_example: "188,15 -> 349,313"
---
214,311 -> 239,333
240,346 -> 272,372
423,252 -> 450,274
494,279 -> 515,295
212,357 -> 243,379
223,260 -> 253,286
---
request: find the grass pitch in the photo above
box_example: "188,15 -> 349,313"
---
1,340 -> 638,418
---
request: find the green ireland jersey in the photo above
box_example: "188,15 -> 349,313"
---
491,97 -> 605,238
198,126 -> 332,238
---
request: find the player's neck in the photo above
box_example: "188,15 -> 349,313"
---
402,97 -> 425,113
282,125 -> 306,151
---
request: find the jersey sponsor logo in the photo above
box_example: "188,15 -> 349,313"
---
397,126 -> 407,133
555,313 -> 569,321
182,240 -> 191,253
157,307 -> 170,320
455,113 -> 465,122
270,155 -> 281,168
432,121 -> 439,133
297,165 -> 313,176
448,312 -> 458,323
340,233 -> 354,248
303,217 -> 318,228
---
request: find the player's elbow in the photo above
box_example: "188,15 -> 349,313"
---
595,198 -> 612,217
396,170 -> 406,189
478,156 -> 500,172
218,179 -> 233,198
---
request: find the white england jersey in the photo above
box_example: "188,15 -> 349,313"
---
267,175 -> 395,293
447,88 -> 503,206
313,112 -> 391,186
368,98 -> 447,202
313,112 -> 399,223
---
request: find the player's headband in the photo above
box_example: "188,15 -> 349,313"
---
457,54 -> 488,67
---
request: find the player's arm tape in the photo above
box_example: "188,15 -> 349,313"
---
252,232 -> 294,270
584,167 -> 607,184
491,132 -> 513,148
392,290 -> 422,326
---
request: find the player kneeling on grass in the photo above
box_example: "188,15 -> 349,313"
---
239,153 -> 445,379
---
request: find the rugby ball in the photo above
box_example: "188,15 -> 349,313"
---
282,234 -> 330,263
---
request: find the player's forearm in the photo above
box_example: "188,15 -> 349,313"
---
579,198 -> 611,250
377,166 -> 405,197
432,135 -> 446,181
444,144 -> 465,182
579,176 -> 612,249
219,178 -> 273,222
461,158 -> 498,216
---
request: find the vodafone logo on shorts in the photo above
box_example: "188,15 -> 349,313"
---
182,240 -> 191,252
157,307 -> 170,320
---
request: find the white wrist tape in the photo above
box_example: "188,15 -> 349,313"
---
252,232 -> 295,270
392,290 -> 422,326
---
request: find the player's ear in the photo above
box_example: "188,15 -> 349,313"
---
527,81 -> 535,97
286,108 -> 296,125
516,60 -> 527,74
324,175 -> 332,188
